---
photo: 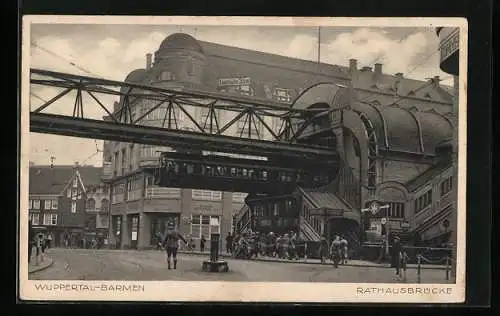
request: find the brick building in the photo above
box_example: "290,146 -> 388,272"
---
105,33 -> 456,250
29,164 -> 104,247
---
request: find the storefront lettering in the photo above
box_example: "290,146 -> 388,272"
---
218,77 -> 251,86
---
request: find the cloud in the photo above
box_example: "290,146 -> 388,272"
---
27,25 -> 445,167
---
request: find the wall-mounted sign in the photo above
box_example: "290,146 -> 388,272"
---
218,77 -> 251,87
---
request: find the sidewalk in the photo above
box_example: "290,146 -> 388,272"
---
177,250 -> 447,270
28,253 -> 53,274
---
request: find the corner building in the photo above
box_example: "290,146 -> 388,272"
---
106,33 -> 456,250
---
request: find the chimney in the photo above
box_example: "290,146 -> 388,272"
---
395,72 -> 404,78
146,53 -> 152,70
349,58 -> 358,73
374,63 -> 382,77
361,66 -> 372,72
433,75 -> 440,86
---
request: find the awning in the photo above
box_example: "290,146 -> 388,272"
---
298,187 -> 360,223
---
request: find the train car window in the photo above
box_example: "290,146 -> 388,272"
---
248,169 -> 254,179
231,168 -> 237,176
186,164 -> 194,174
262,170 -> 268,181
242,169 -> 248,177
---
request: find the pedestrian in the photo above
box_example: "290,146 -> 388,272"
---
391,236 -> 402,279
330,235 -> 341,267
200,235 -> 206,253
319,236 -> 329,264
226,232 -> 233,254
340,235 -> 348,264
163,221 -> 187,270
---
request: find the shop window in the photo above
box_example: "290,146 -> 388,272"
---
190,215 -> 220,239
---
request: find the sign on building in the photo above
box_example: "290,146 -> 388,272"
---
218,77 -> 251,87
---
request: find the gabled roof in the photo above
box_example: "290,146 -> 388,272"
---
29,165 -> 103,196
299,187 -> 352,211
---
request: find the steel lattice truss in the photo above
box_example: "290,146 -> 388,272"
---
29,69 -> 338,161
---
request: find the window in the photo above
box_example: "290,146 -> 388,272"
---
50,214 -> 58,225
71,201 -> 77,213
440,176 -> 453,196
129,144 -> 135,171
121,148 -> 127,175
111,183 -> 126,204
386,202 -> 405,218
101,199 -> 109,213
114,151 -> 119,177
29,199 -> 33,210
44,200 -> 51,210
160,71 -> 175,81
190,215 -> 221,239
32,200 -> 40,209
126,177 -> 142,201
31,213 -> 39,225
51,199 -> 58,209
192,190 -> 222,201
43,214 -> 51,225
414,189 -> 432,213
86,198 -> 96,210
273,88 -> 293,103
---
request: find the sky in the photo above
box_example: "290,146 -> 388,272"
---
27,24 -> 449,167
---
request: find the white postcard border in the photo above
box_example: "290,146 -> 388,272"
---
19,15 -> 468,303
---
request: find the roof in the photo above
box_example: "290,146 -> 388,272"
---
300,188 -> 352,211
29,165 -> 103,195
405,159 -> 452,192
352,101 -> 453,155
160,33 -> 204,53
348,69 -> 454,104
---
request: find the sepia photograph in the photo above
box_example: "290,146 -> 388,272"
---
19,16 -> 467,303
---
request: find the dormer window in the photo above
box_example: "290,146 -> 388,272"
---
160,71 -> 175,81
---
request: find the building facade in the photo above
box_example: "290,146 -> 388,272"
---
106,33 -> 456,250
83,182 -> 110,247
29,164 -> 104,247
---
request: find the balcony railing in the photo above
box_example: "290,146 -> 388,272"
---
144,187 -> 181,199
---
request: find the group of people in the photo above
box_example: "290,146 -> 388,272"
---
28,233 -> 51,264
319,235 -> 350,266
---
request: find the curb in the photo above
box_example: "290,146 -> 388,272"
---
28,257 -> 54,274
178,251 -> 446,270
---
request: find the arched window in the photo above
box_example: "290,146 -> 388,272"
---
101,198 -> 109,213
86,198 -> 96,210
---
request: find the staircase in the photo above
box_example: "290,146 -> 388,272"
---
299,216 -> 322,242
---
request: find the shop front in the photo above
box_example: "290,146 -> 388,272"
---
149,213 -> 181,247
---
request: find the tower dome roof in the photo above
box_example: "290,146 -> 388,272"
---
159,33 -> 203,53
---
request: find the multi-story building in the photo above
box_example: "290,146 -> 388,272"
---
83,182 -> 110,247
106,33 -> 456,250
29,163 -> 104,247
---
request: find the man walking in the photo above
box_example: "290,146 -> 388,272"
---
163,221 -> 187,270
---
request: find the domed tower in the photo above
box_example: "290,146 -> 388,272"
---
153,33 -> 208,85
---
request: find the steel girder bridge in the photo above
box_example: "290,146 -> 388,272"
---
29,69 -> 339,181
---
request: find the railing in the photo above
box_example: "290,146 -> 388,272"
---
299,216 -> 321,241
144,187 -> 181,199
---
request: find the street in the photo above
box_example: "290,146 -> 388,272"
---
29,248 -> 451,284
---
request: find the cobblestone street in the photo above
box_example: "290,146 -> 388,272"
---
30,248 -> 452,284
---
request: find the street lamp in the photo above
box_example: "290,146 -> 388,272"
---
361,201 -> 390,255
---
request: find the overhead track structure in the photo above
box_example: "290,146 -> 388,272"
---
29,69 -> 339,162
